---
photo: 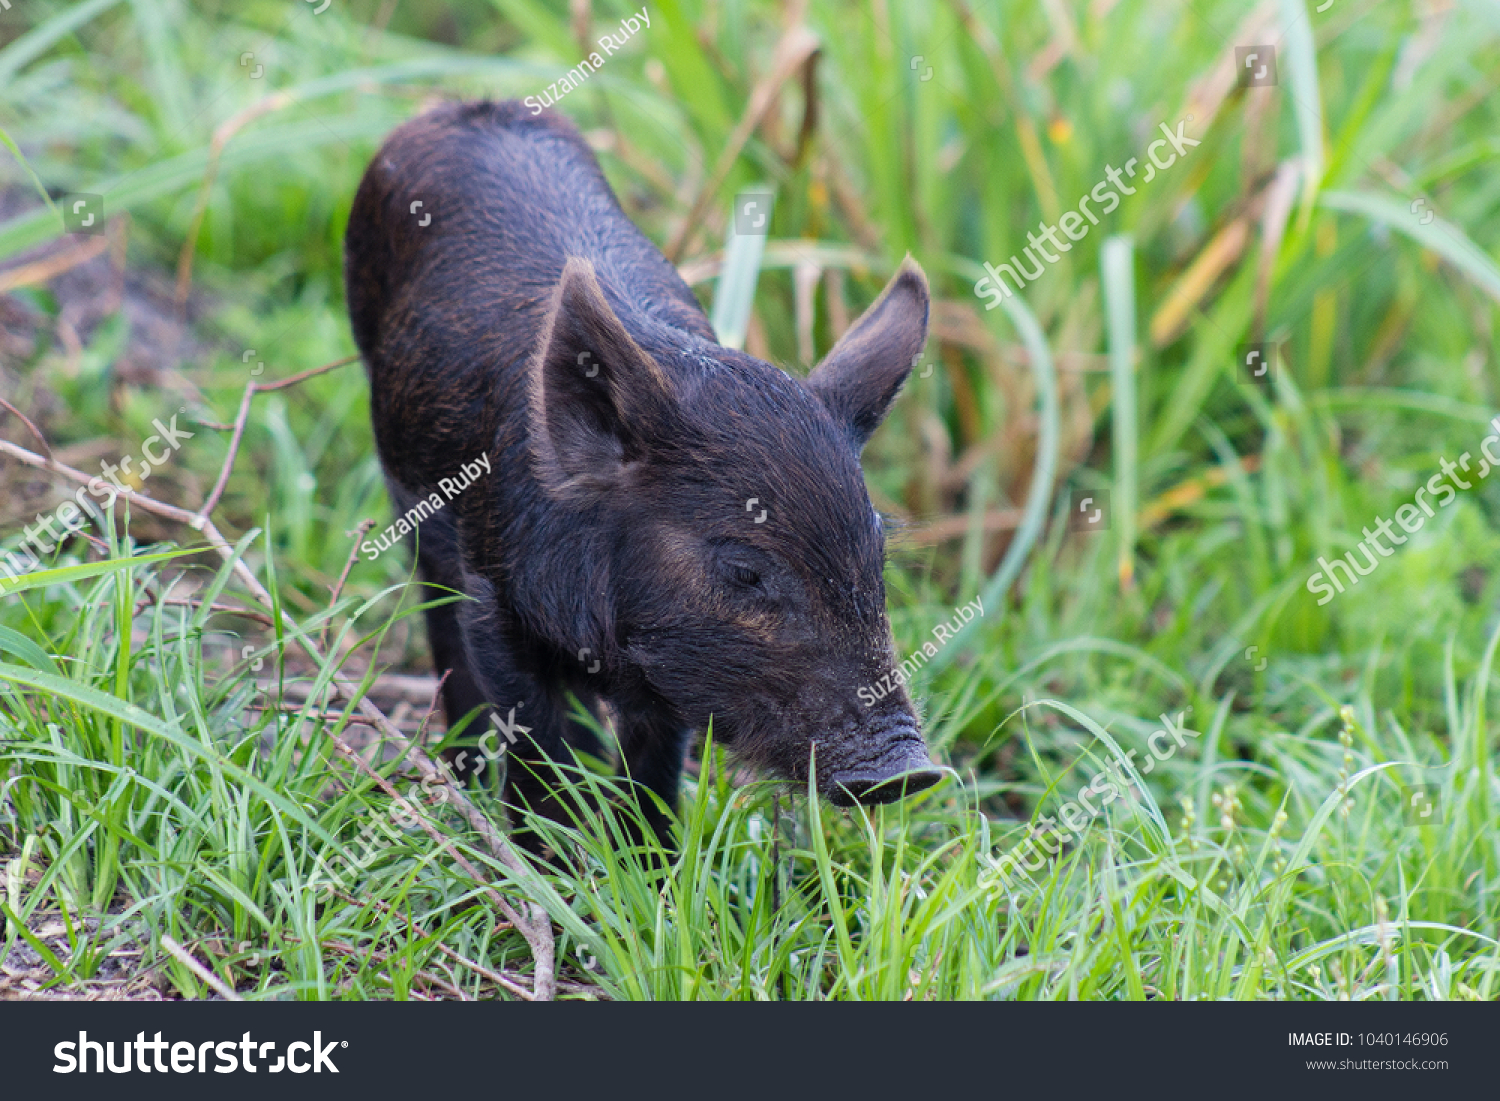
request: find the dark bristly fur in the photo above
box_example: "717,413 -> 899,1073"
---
345,99 -> 941,844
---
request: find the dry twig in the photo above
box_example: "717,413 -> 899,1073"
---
324,887 -> 536,1001
663,24 -> 821,261
323,518 -> 377,652
160,935 -> 244,1001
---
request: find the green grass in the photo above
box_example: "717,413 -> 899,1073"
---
1,0 -> 1499,999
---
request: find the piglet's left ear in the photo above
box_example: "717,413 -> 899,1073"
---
806,255 -> 930,449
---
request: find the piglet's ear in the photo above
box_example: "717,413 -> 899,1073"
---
806,255 -> 930,449
528,258 -> 679,496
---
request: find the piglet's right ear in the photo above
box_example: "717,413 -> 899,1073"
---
528,258 -> 678,496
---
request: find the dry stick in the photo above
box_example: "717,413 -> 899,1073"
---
157,597 -> 276,627
253,677 -> 447,733
326,887 -> 534,1001
290,934 -> 471,1001
242,705 -> 398,729
134,591 -> 277,629
0,233 -> 111,295
415,669 -> 451,746
368,672 -> 447,702
253,353 -> 363,393
568,0 -> 590,55
323,519 -> 376,653
898,508 -> 1023,547
0,416 -> 558,1000
193,355 -> 361,524
330,520 -> 376,607
174,92 -> 297,313
160,934 -> 244,1001
318,722 -> 540,1001
0,397 -> 53,460
1253,161 -> 1301,341
105,215 -> 129,318
276,678 -> 427,707
663,24 -> 821,262
195,384 -> 258,523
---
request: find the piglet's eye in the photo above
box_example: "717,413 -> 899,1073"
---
729,564 -> 762,588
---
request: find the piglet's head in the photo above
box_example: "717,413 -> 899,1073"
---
525,256 -> 942,806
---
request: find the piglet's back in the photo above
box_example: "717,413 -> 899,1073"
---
345,100 -> 713,395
